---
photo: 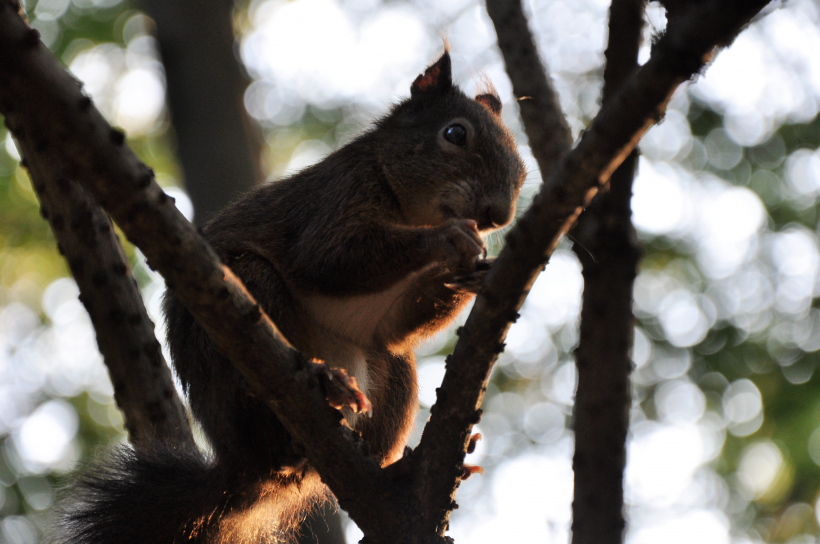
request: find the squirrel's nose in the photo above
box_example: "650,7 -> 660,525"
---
478,200 -> 514,231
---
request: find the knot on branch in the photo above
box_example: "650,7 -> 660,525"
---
110,128 -> 126,145
20,28 -> 39,49
460,464 -> 483,480
470,408 -> 483,425
138,169 -> 153,189
243,303 -> 263,325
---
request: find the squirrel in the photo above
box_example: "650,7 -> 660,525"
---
59,51 -> 525,544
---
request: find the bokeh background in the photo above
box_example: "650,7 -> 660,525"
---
2,0 -> 820,543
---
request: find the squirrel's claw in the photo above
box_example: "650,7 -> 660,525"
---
310,360 -> 372,415
445,277 -> 481,293
445,258 -> 494,293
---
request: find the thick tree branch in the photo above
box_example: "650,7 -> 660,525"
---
139,0 -> 264,224
485,0 -> 573,177
0,4 -> 397,540
415,0 -> 772,535
11,128 -> 195,450
136,1 -> 345,542
571,1 -> 646,543
141,1 -> 344,539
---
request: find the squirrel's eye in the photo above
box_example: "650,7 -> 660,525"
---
443,124 -> 467,147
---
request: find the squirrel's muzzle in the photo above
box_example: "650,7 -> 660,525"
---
477,197 -> 515,231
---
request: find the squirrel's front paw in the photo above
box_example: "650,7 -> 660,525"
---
440,219 -> 486,273
446,258 -> 493,293
310,360 -> 372,416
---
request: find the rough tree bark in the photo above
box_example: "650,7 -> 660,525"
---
571,1 -> 646,543
1,8 -> 396,539
137,1 -> 344,541
9,99 -> 194,449
0,0 -> 773,542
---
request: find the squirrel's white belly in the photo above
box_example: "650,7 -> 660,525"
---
298,268 -> 426,347
297,268 -> 429,400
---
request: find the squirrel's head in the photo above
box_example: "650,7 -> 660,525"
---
376,51 -> 526,234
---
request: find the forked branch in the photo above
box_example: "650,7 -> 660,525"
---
415,0 -> 773,535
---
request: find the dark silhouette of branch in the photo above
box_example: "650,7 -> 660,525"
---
0,6 -> 396,540
571,1 -> 646,543
485,0 -> 573,177
140,0 -> 264,224
414,0 -> 772,536
8,107 -> 194,449
411,1 -> 573,533
137,2 -> 345,542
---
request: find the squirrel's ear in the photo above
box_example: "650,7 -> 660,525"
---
411,52 -> 453,97
475,93 -> 502,116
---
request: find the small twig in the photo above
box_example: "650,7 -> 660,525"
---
485,0 -> 573,178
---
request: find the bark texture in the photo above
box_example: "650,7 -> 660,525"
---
571,1 -> 646,542
0,7 -> 394,540
10,111 -> 193,449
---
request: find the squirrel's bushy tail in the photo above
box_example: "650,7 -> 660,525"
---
56,446 -> 324,544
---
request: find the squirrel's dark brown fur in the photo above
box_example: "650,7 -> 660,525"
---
60,51 -> 525,544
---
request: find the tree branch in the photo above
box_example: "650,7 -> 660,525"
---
0,4 -> 396,540
10,124 -> 195,450
136,1 -> 345,542
414,1 -> 574,532
415,0 -> 772,535
571,1 -> 646,543
485,0 -> 573,177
